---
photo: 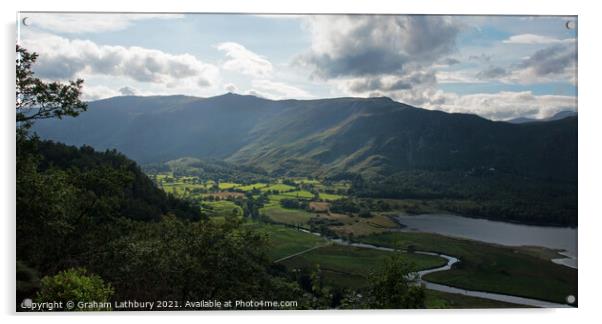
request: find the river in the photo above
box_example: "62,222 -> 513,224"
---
297,228 -> 574,307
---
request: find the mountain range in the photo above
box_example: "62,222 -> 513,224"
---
507,110 -> 577,124
33,93 -> 577,183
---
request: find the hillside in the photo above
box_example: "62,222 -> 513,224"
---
33,93 -> 577,183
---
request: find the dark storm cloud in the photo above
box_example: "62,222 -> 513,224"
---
517,43 -> 576,77
297,15 -> 461,79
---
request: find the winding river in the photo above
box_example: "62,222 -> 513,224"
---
299,229 -> 574,308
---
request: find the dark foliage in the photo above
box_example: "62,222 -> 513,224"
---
36,140 -> 201,222
354,170 -> 577,226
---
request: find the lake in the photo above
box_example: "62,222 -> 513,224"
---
395,214 -> 577,268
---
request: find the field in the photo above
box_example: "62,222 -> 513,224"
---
293,179 -> 320,185
250,224 -> 520,308
250,223 -> 327,260
238,183 -> 268,191
318,193 -> 343,201
202,200 -> 243,219
260,205 -> 315,226
357,232 -> 577,304
217,182 -> 240,190
312,212 -> 400,237
281,244 -> 447,289
281,190 -> 314,199
260,183 -> 296,192
206,191 -> 245,199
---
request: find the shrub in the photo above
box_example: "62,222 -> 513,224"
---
36,268 -> 114,311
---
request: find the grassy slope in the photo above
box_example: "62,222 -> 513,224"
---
261,205 -> 315,226
357,232 -> 577,304
318,193 -> 344,201
281,244 -> 447,290
249,223 -> 327,261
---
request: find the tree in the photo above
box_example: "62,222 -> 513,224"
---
16,45 -> 87,131
368,252 -> 425,309
36,268 -> 114,311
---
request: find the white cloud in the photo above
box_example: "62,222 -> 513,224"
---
438,91 -> 577,120
333,71 -> 577,120
340,71 -> 437,93
24,13 -> 183,34
21,31 -> 219,88
216,42 -> 273,77
503,34 -> 574,45
250,79 -> 312,99
436,70 -> 484,84
333,69 -> 446,108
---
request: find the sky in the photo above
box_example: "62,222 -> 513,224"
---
18,13 -> 577,121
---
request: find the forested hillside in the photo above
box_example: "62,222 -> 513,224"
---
32,93 -> 578,226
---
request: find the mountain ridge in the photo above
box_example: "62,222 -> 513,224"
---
33,93 -> 577,183
506,110 -> 578,124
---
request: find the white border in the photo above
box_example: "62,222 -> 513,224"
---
2,1 -> 600,323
